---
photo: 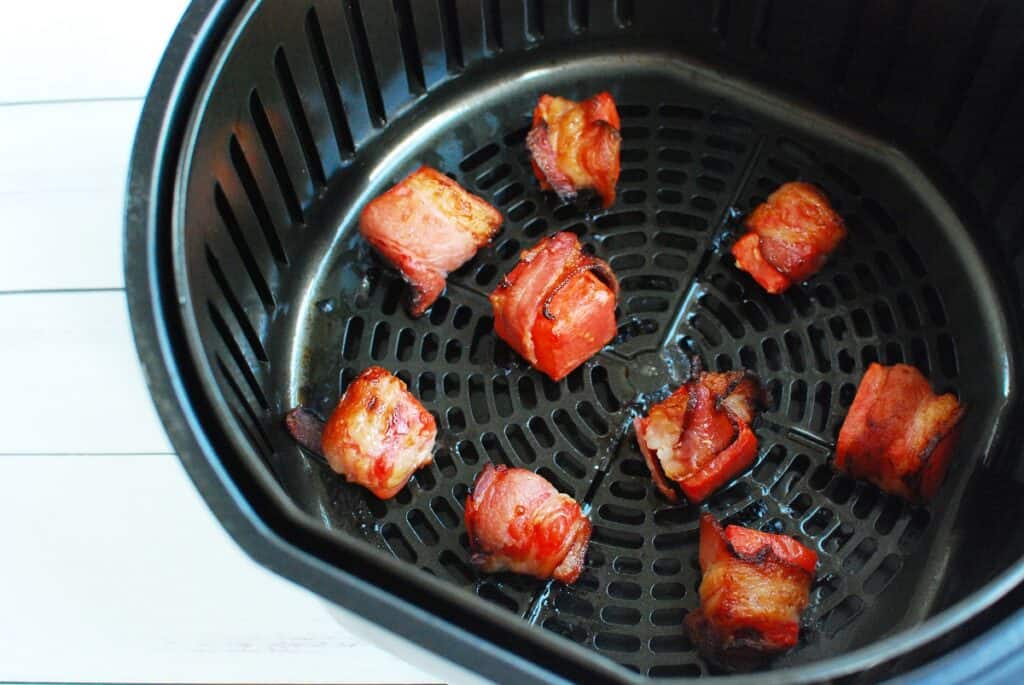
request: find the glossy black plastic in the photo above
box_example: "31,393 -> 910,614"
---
126,1 -> 1024,682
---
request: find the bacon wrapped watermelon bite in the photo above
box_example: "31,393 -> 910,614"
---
464,464 -> 592,584
634,360 -> 765,503
686,514 -> 818,669
490,232 -> 619,381
360,166 -> 503,317
835,362 -> 965,502
731,181 -> 846,294
527,92 -> 622,207
285,366 -> 436,500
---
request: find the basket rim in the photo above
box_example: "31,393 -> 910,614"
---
124,1 -> 1024,682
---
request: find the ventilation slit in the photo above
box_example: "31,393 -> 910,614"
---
937,2 -> 1003,139
973,34 -> 1024,170
712,0 -> 731,38
212,183 -> 275,310
751,0 -> 773,49
872,1 -> 921,98
215,356 -> 273,454
367,325 -> 391,364
437,0 -> 464,72
831,0 -> 866,87
228,136 -> 289,265
208,303 -> 269,410
468,374 -> 490,423
343,0 -> 387,127
526,0 -> 544,41
614,0 -> 634,28
305,7 -> 356,157
392,0 -> 426,94
343,317 -> 365,360
205,247 -> 268,362
273,48 -> 326,187
554,409 -> 597,457
570,0 -> 589,33
483,0 -> 503,52
228,405 -> 274,463
248,90 -> 304,225
382,523 -> 417,562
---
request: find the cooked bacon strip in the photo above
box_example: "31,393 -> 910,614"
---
360,166 -> 503,317
527,92 -> 622,207
634,361 -> 764,503
835,363 -> 965,501
490,232 -> 619,381
464,464 -> 591,583
732,181 -> 846,294
286,366 -> 436,500
284,406 -> 326,454
686,514 -> 817,668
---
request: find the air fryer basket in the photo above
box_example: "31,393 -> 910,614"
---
127,1 -> 1024,682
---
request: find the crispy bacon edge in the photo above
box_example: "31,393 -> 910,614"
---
685,514 -> 817,670
635,358 -> 765,503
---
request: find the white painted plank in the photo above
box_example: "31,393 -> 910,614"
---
0,291 -> 172,453
0,1 -> 189,104
0,99 -> 141,291
0,453 -> 438,683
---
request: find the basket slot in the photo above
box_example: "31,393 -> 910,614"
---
211,180 -> 277,311
247,89 -> 308,226
404,0 -> 452,88
304,6 -> 357,158
272,47 -> 327,189
205,245 -> 269,364
207,301 -> 269,412
226,134 -> 289,266
438,0 -> 466,72
439,0 -> 481,66
306,1 -> 377,144
354,0 -> 422,117
340,0 -> 388,128
391,0 -> 428,96
496,0 -> 530,53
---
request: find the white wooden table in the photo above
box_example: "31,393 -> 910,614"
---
0,3 -> 437,682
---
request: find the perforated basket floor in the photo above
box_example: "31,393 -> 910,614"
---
176,21 -> 1012,678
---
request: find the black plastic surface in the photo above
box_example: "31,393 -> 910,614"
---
127,1 -> 1024,683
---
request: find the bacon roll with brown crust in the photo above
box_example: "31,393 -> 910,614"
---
490,231 -> 619,381
527,92 -> 622,208
634,360 -> 765,503
464,464 -> 591,584
731,181 -> 846,294
835,362 -> 965,502
360,166 -> 503,317
285,366 -> 436,500
686,514 -> 817,669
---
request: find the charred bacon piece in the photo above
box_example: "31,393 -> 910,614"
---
285,366 -> 436,500
527,92 -> 622,208
360,166 -> 503,317
634,361 -> 764,503
464,464 -> 591,583
731,181 -> 846,294
490,231 -> 619,381
686,514 -> 817,669
835,362 -> 965,502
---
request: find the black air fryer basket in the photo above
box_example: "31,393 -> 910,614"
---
126,1 -> 1024,682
